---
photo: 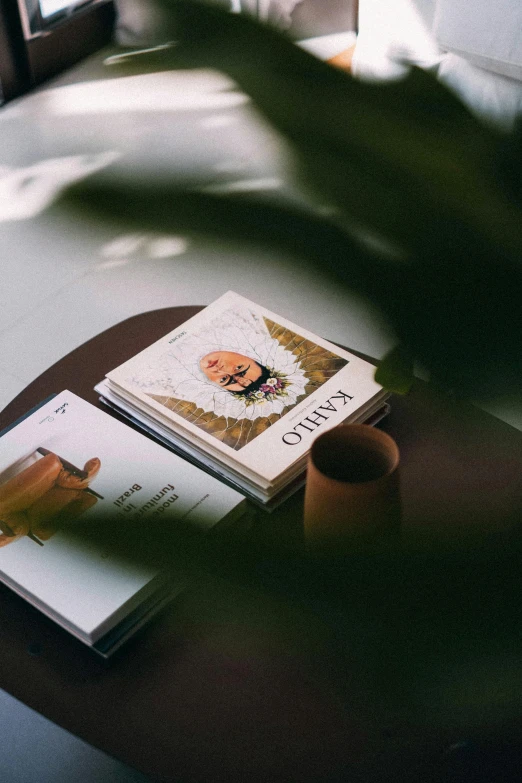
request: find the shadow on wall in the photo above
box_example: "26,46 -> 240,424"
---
114,1 -> 358,46
285,0 -> 358,38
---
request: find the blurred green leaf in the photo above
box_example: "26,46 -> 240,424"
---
150,0 -> 522,263
62,177 -> 522,399
59,1 -> 522,401
66,505 -> 522,732
495,116 -> 522,205
374,344 -> 414,394
63,181 -> 379,292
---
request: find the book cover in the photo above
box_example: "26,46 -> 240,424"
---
0,391 -> 246,647
106,291 -> 386,483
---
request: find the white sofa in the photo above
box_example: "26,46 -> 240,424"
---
353,0 -> 522,131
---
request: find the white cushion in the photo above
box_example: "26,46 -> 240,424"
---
352,0 -> 522,131
438,52 -> 522,131
352,0 -> 442,81
434,0 -> 522,82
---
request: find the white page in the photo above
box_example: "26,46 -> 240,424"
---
0,392 -> 245,642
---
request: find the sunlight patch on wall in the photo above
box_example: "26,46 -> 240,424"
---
17,72 -> 248,117
100,234 -> 147,258
202,177 -> 283,193
148,236 -> 189,258
199,114 -> 239,129
0,152 -> 120,222
99,233 -> 189,265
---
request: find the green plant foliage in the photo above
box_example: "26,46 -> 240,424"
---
374,345 -> 414,394
61,1 -> 522,402
53,8 -> 522,744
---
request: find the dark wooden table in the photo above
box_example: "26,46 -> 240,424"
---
1,307 -> 521,783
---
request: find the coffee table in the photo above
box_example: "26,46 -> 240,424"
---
1,307 -> 521,783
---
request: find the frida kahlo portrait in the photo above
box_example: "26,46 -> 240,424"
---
127,305 -> 348,450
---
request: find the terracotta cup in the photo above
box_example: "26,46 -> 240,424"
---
304,425 -> 401,549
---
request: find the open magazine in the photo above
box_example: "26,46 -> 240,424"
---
0,392 -> 247,657
96,292 -> 389,508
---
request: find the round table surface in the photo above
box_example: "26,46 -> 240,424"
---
1,307 -> 522,783
2,306 -> 521,547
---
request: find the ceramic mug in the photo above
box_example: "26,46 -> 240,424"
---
304,424 -> 401,549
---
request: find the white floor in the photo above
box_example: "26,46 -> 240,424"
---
0,42 -> 520,783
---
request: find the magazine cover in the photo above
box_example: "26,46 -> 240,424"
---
107,292 -> 386,480
0,392 -> 245,643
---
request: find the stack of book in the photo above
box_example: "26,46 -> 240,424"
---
0,291 -> 389,655
96,292 -> 389,508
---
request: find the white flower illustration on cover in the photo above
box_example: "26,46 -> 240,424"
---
128,306 -> 308,422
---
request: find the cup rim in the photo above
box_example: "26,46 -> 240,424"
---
309,424 -> 400,485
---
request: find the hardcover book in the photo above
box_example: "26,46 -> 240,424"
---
97,292 -> 389,507
0,391 -> 247,656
